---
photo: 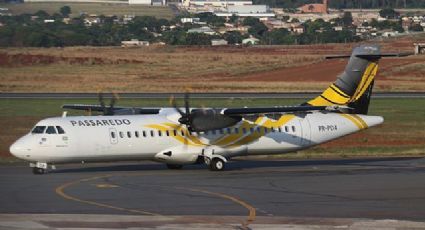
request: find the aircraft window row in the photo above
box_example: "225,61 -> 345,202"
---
32,126 -> 66,134
112,125 -> 297,139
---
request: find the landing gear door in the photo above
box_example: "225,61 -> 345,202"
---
109,128 -> 118,145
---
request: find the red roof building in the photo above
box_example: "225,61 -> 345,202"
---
299,0 -> 328,14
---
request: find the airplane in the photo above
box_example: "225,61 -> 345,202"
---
10,45 -> 401,174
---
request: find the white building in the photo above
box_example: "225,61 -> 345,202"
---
121,39 -> 150,47
242,37 -> 259,45
211,39 -> 228,45
215,5 -> 275,18
187,26 -> 217,35
129,0 -> 151,5
183,0 -> 252,8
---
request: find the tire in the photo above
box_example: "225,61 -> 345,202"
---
166,164 -> 183,170
209,158 -> 225,171
32,167 -> 45,175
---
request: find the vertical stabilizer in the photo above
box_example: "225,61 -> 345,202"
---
306,45 -> 381,114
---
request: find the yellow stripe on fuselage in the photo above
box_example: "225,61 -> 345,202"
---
146,114 -> 296,149
340,114 -> 366,130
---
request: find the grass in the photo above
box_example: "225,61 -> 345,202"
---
0,3 -> 174,19
1,46 -> 424,93
0,47 -> 322,92
1,98 -> 424,161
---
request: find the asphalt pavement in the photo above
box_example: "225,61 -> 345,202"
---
1,157 -> 425,229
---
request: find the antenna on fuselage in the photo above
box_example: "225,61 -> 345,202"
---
62,111 -> 68,117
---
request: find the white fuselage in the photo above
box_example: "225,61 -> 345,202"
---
10,109 -> 383,165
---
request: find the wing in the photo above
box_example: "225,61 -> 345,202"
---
62,104 -> 160,115
222,105 -> 328,115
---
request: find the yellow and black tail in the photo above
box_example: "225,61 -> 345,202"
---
306,45 -> 383,115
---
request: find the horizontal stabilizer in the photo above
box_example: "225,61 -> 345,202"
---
326,52 -> 413,60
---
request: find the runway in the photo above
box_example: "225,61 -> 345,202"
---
1,157 -> 425,229
1,92 -> 425,99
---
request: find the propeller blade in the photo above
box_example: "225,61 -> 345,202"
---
98,92 -> 107,115
170,95 -> 185,117
184,92 -> 190,116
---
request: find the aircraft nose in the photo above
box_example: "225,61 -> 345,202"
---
9,138 -> 31,160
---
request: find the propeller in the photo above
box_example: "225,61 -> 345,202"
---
170,92 -> 242,132
98,91 -> 119,115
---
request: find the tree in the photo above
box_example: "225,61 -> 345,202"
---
223,31 -> 244,44
342,12 -> 353,27
379,8 -> 399,19
409,24 -> 424,32
243,17 -> 268,37
60,6 -> 71,17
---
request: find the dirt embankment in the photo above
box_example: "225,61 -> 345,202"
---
0,52 -> 144,67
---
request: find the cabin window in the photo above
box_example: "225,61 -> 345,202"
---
166,130 -> 170,136
234,128 -> 239,134
46,126 -> 57,134
212,130 -> 216,135
219,129 -> 224,135
256,127 -> 261,133
150,130 -> 154,137
285,126 -> 289,132
242,128 -> 247,134
226,128 -> 231,134
142,131 -> 147,137
111,132 -> 116,139
264,127 -> 268,133
173,130 -> 177,136
249,127 -> 254,133
158,130 -> 162,137
127,131 -> 131,138
292,126 -> 296,132
32,126 -> 46,134
119,132 -> 124,138
205,130 -> 209,136
271,127 -> 276,132
181,130 -> 185,136
278,127 -> 282,132
135,131 -> 139,138
56,126 -> 65,134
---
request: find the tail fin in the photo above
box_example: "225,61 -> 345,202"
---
306,45 -> 383,114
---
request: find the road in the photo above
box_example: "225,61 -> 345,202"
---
1,92 -> 425,99
1,157 -> 425,229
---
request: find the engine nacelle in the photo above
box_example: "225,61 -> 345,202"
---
154,146 -> 200,165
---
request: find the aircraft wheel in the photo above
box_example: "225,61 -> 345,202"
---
166,164 -> 183,170
209,158 -> 225,171
32,167 -> 46,175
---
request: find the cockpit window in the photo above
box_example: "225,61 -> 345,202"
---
46,126 -> 57,134
56,126 -> 65,134
32,126 -> 46,134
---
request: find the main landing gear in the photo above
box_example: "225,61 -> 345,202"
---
209,158 -> 225,171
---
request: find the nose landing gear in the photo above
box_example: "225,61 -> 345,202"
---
30,162 -> 54,175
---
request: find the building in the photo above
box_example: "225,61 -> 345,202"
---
215,5 -> 275,18
181,18 -> 201,24
414,43 -> 425,55
242,37 -> 259,45
187,26 -> 217,35
121,39 -> 150,47
183,0 -> 252,8
211,39 -> 228,46
129,0 -> 151,5
299,0 -> 328,14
